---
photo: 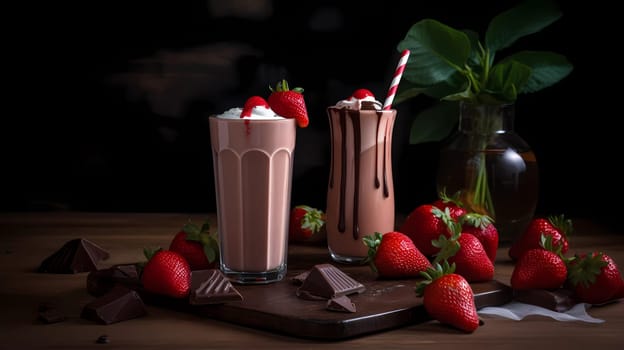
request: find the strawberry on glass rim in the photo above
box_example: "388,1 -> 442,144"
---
268,79 -> 309,128
351,88 -> 375,99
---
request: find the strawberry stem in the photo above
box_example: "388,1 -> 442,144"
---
438,187 -> 464,208
415,261 -> 456,296
567,252 -> 608,288
548,214 -> 573,238
363,232 -> 383,274
182,219 -> 220,263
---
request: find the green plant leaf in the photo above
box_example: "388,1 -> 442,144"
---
463,29 -> 482,68
396,71 -> 469,103
409,101 -> 459,144
394,82 -> 424,105
485,0 -> 561,53
397,19 -> 471,86
502,51 -> 574,93
441,85 -> 474,101
486,60 -> 532,102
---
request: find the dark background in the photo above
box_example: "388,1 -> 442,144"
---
4,1 -> 620,229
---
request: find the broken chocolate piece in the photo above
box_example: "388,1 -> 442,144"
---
190,269 -> 243,305
87,264 -> 140,296
290,270 -> 310,285
296,263 -> 365,300
95,335 -> 110,344
38,238 -> 109,274
87,269 -> 115,296
38,303 -> 66,324
326,295 -> 356,313
513,288 -> 576,312
81,285 -> 146,324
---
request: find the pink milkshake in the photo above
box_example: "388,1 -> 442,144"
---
326,89 -> 396,264
209,98 -> 297,284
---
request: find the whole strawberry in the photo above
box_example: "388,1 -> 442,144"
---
399,204 -> 455,257
169,220 -> 219,271
511,250 -> 567,290
416,262 -> 480,333
363,231 -> 431,279
568,251 -> 624,304
352,88 -> 374,99
460,213 -> 498,263
141,249 -> 191,299
509,215 -> 572,261
452,233 -> 494,282
268,79 -> 309,128
432,220 -> 494,283
289,205 -> 325,243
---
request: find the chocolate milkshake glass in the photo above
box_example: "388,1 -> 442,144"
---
326,93 -> 396,264
209,116 -> 296,284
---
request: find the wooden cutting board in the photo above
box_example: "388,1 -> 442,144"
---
96,246 -> 512,340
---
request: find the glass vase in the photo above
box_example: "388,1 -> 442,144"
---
436,102 -> 539,244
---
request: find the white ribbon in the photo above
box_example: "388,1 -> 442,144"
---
478,302 -> 605,323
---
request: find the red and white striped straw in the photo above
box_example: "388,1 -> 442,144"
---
383,49 -> 410,110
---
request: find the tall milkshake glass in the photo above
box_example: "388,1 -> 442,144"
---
209,116 -> 296,284
326,100 -> 396,264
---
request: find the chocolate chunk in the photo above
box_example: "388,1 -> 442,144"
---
326,295 -> 356,313
296,264 -> 365,300
111,264 -> 139,281
81,285 -> 146,324
95,335 -> 110,344
190,269 -> 243,305
290,270 -> 310,285
38,238 -> 109,274
87,269 -> 115,296
360,100 -> 380,110
513,288 -> 576,312
39,308 -> 66,324
38,303 -> 66,324
87,264 -> 140,296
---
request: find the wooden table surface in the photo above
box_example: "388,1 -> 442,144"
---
1,212 -> 623,349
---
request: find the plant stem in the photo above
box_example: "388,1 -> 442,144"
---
473,152 -> 495,217
466,105 -> 495,217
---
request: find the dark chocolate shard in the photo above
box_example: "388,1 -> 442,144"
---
190,269 -> 243,305
513,288 -> 576,312
326,295 -> 356,313
38,238 -> 110,274
296,263 -> 365,300
39,308 -> 66,324
38,302 -> 66,324
87,264 -> 140,296
360,101 -> 379,110
87,268 -> 116,296
290,270 -> 310,285
81,285 -> 146,324
95,335 -> 110,344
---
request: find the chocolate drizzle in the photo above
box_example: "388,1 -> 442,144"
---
374,113 -> 381,189
328,114 -> 335,189
338,112 -> 347,233
328,108 -> 392,241
351,112 -> 361,240
382,112 -> 390,197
